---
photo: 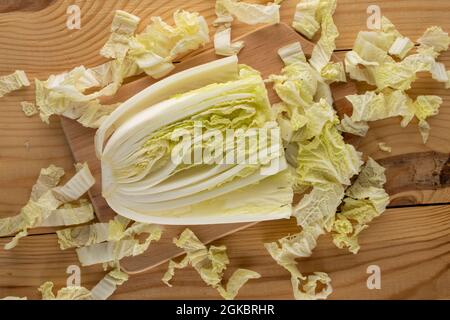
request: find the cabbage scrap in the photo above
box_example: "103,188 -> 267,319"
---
0,70 -> 30,98
308,1 -> 338,73
320,61 -> 346,83
214,27 -> 245,56
100,10 -> 141,61
39,282 -> 92,300
378,142 -> 392,153
344,18 -> 450,144
35,65 -> 125,127
277,42 -> 307,65
128,10 -> 209,78
217,0 -> 280,25
296,123 -> 363,186
213,0 -> 280,56
409,95 -> 442,143
332,158 -> 389,254
21,101 -> 38,117
292,0 -> 331,40
0,163 -> 95,249
58,219 -> 162,266
163,228 -> 261,300
337,114 -> 369,137
265,223 -> 332,300
90,268 -> 129,300
1,296 -> 27,300
99,60 -> 292,225
417,26 -> 450,53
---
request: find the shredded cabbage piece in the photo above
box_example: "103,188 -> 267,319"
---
345,90 -> 412,123
337,115 -> 369,137
417,26 -> 450,53
292,0 -> 321,39
217,0 -> 280,25
0,70 -> 30,98
100,62 -> 292,224
430,62 -> 449,83
346,91 -> 442,143
214,27 -> 245,56
320,61 -> 346,83
100,10 -> 141,61
72,222 -> 162,266
308,1 -> 338,73
378,142 -> 392,153
35,65 -> 125,127
277,42 -> 307,65
39,282 -> 92,300
0,163 -> 95,249
90,268 -> 129,300
293,183 -> 344,231
21,101 -> 38,117
296,123 -> 363,186
388,36 -> 414,59
265,223 -> 332,300
38,265 -> 128,300
128,10 -> 209,78
163,228 -> 260,300
216,269 -> 261,300
213,0 -> 280,57
1,296 -> 27,300
332,158 -> 389,253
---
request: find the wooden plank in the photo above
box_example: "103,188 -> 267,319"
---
0,204 -> 448,299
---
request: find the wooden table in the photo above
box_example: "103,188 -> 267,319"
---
0,0 -> 449,299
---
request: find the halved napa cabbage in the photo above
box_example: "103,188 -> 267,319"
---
98,56 -> 293,224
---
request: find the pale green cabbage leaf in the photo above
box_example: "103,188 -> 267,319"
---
0,70 -> 30,98
163,228 -> 260,300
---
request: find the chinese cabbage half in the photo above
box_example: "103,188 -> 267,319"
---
97,56 -> 293,224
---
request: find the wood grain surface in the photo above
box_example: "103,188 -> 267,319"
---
0,0 -> 449,299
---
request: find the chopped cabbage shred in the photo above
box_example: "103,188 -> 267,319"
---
217,0 -> 280,25
38,266 -> 129,300
4,4 -> 450,301
163,228 -> 260,300
36,9 -> 210,128
100,10 -> 141,61
378,142 -> 392,153
0,163 -> 95,249
344,17 -> 449,142
1,296 -> 27,300
128,10 -> 209,78
21,101 -> 38,117
214,27 -> 245,56
57,216 -> 162,266
0,70 -> 30,98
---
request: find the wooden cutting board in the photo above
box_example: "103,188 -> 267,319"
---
61,23 -> 356,274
